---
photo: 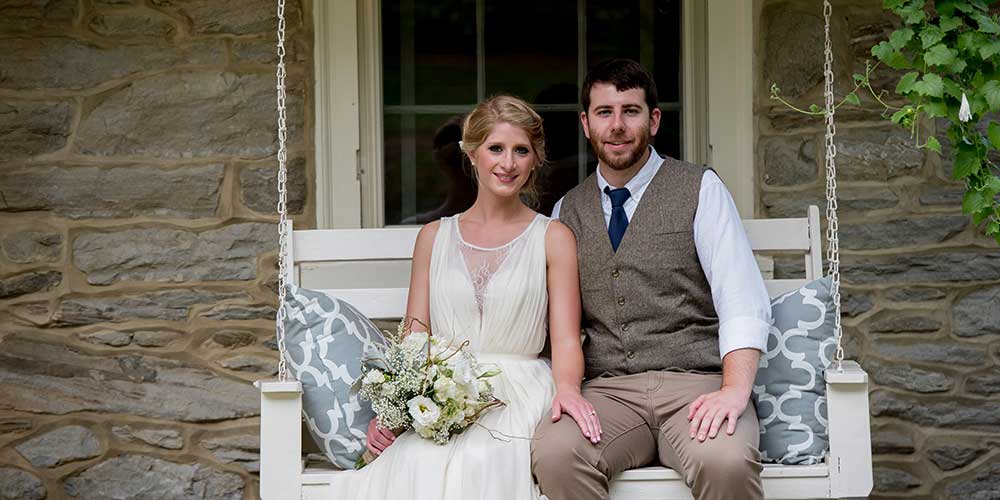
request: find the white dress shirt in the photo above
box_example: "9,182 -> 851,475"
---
552,147 -> 771,359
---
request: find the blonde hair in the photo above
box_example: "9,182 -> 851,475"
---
459,95 -> 546,207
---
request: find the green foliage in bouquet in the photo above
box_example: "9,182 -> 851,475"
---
772,0 -> 1000,244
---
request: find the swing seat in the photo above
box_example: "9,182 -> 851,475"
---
256,206 -> 873,500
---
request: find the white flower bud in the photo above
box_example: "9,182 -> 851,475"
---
959,93 -> 972,123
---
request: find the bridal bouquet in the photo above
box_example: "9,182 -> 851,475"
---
354,318 -> 504,466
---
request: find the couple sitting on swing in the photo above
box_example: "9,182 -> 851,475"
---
328,59 -> 771,500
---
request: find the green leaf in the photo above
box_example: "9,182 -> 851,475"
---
809,104 -> 821,113
890,28 -> 915,49
988,122 -> 1000,149
845,93 -> 861,106
883,0 -> 906,9
949,58 -> 968,74
914,73 -> 945,97
979,41 -> 1000,60
958,31 -> 989,55
923,100 -> 949,117
852,73 -> 867,85
936,0 -> 958,17
943,78 -> 964,98
896,72 -> 920,94
925,136 -> 942,153
963,189 -> 991,214
954,144 -> 982,180
924,44 -> 958,66
920,26 -> 945,49
891,108 -> 911,125
988,176 -> 1000,192
974,13 -> 1000,34
939,15 -> 963,32
982,80 -> 1000,111
900,5 -> 926,24
986,219 -> 1000,237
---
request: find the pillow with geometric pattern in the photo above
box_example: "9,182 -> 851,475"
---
753,276 -> 838,465
281,283 -> 386,469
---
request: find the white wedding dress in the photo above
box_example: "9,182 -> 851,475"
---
327,213 -> 556,500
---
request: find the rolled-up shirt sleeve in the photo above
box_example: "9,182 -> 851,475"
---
693,170 -> 771,359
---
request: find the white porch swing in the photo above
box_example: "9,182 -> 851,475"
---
255,1 -> 874,499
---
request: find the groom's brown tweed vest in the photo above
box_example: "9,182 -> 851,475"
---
560,157 -> 721,379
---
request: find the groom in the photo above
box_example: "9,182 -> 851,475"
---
532,59 -> 770,500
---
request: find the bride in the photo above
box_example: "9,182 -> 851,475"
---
328,95 -> 600,499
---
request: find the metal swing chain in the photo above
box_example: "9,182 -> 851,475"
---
275,0 -> 291,382
822,0 -> 845,371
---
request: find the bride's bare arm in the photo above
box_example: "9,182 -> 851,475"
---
366,220 -> 439,457
545,221 -> 602,444
404,220 -> 439,332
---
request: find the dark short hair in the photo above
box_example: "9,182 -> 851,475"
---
580,59 -> 658,114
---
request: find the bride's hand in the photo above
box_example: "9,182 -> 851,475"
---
366,418 -> 396,456
550,388 -> 602,444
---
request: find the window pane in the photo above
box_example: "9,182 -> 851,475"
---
382,0 -> 477,106
653,109 -> 682,160
484,0 -> 577,101
536,111 -> 584,216
383,113 -> 476,225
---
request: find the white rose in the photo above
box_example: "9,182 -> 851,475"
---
408,396 -> 441,427
450,357 -> 477,385
363,369 -> 386,385
433,377 -> 460,402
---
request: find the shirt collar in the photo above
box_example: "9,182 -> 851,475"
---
596,146 -> 663,199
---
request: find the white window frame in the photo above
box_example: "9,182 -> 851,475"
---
314,0 -> 754,228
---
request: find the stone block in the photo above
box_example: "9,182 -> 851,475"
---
53,289 -> 248,325
200,433 -> 260,473
867,310 -> 942,334
0,0 -> 76,32
2,231 -> 63,264
834,127 -> 923,181
0,164 -> 223,219
15,425 -> 102,467
0,271 -> 62,299
871,390 -> 1000,430
966,368 -> 1000,397
73,223 -> 275,285
63,454 -> 243,500
111,425 -> 183,450
0,467 -> 45,500
953,286 -> 1000,338
200,304 -> 276,321
843,251 -> 1000,285
89,12 -> 176,36
76,71 -> 302,158
0,335 -> 259,421
0,38 -> 223,90
841,291 -> 874,318
839,216 -> 968,250
761,135 -> 817,186
761,186 -> 898,218
217,354 -> 276,375
763,7 -> 824,98
928,444 -> 988,471
154,0 -> 301,35
239,159 -> 307,214
0,100 -> 72,160
872,341 -> 987,366
204,330 -> 257,349
873,465 -> 921,493
884,287 -> 947,302
871,427 -> 915,455
943,462 -> 1000,499
869,362 -> 953,393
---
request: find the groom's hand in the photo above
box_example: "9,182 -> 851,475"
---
366,418 -> 396,456
551,388 -> 603,444
686,387 -> 750,442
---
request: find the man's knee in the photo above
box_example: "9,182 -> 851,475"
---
531,420 -> 598,480
690,442 -> 762,480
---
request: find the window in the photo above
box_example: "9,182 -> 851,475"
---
315,0 -> 752,228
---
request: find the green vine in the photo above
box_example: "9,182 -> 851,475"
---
771,0 -> 1000,244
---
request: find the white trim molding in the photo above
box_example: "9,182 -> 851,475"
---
707,0 -> 755,217
314,0 -> 362,229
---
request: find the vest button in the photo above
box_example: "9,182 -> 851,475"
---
611,269 -> 620,278
621,323 -> 630,332
626,351 -> 635,359
617,297 -> 626,306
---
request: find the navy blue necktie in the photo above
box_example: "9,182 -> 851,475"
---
604,186 -> 631,252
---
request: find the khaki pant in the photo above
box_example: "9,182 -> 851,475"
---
531,371 -> 763,500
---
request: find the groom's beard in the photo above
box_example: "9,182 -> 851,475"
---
589,125 -> 652,172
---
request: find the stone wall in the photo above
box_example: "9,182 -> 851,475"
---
758,1 -> 999,499
0,1 -> 312,498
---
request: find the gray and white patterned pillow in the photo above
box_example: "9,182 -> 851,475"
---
281,283 -> 386,469
753,276 -> 837,465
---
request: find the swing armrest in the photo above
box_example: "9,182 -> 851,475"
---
256,380 -> 303,500
824,361 -> 873,499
